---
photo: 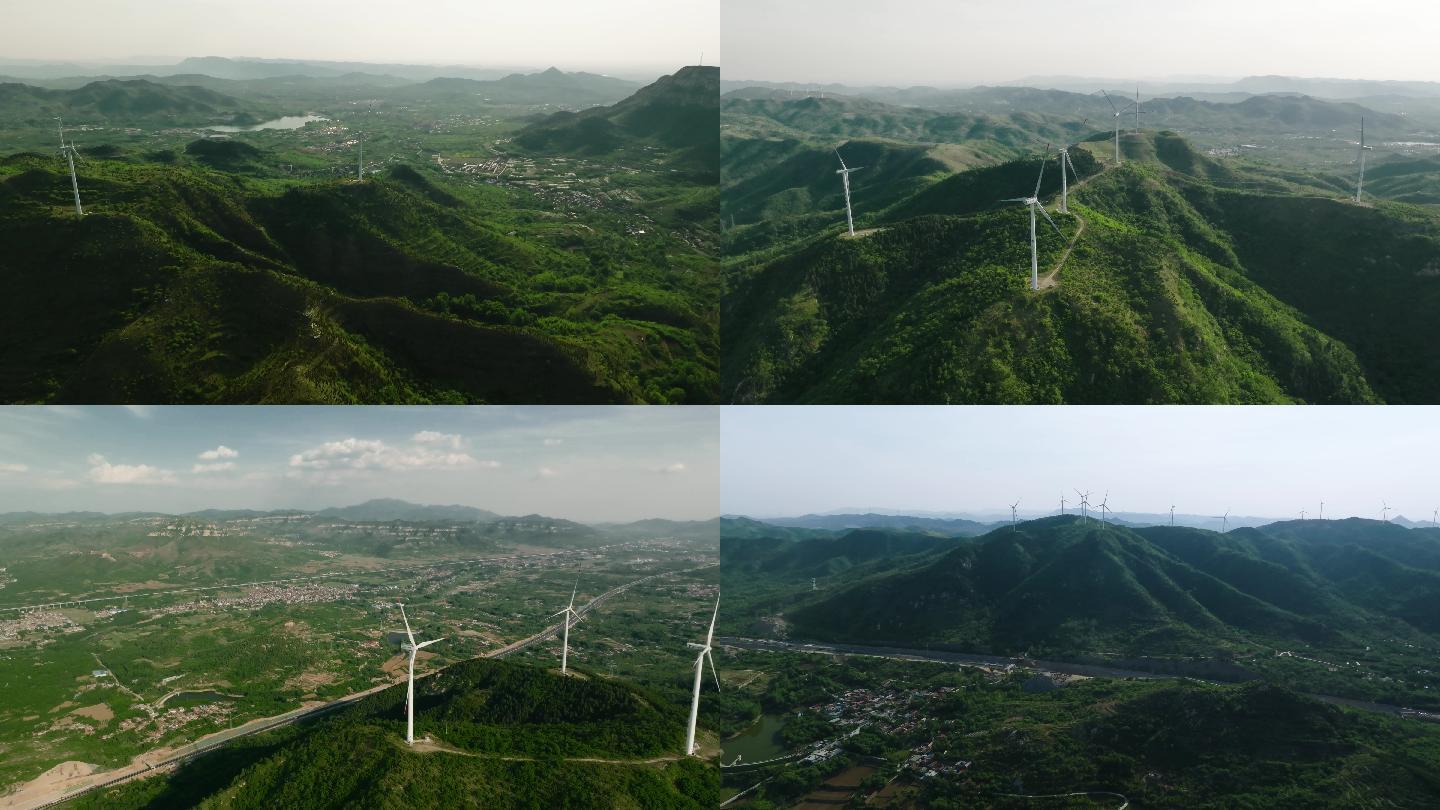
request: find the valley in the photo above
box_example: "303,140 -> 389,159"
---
0,502 -> 721,805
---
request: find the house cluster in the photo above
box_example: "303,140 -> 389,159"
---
144,583 -> 357,618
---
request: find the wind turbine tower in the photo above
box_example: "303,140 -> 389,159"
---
1002,157 -> 1064,290
397,604 -> 442,746
1382,501 -> 1390,522
1100,91 -> 1136,164
1075,489 -> 1091,522
1060,493 -> 1068,515
1096,492 -> 1110,524
684,595 -> 721,757
1221,510 -> 1230,532
1056,123 -> 1088,214
56,118 -> 84,217
1010,499 -> 1021,526
1355,117 -> 1373,203
550,580 -> 580,675
1319,501 -> 1324,520
1170,505 -> 1175,526
835,149 -> 864,237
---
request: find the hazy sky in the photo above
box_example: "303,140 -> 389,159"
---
722,406 -> 1440,521
0,0 -> 718,73
725,0 -> 1440,86
0,406 -> 718,522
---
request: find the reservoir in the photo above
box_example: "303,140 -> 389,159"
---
207,115 -> 327,133
722,714 -> 791,764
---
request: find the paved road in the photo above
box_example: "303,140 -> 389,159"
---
14,566 -> 708,810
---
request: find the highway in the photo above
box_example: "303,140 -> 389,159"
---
11,565 -> 710,810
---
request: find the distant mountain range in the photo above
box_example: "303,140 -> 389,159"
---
0,499 -> 718,535
721,74 -> 1440,102
0,78 -> 273,126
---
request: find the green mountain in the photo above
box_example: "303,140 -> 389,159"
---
922,678 -> 1440,809
72,658 -> 719,809
0,78 -> 273,126
722,130 -> 1440,403
0,145 -> 714,403
517,66 -> 718,174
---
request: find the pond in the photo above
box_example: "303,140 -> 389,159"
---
721,713 -> 792,764
206,115 -> 327,133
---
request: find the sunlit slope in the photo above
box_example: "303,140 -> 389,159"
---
720,131 -> 1440,403
0,153 -> 713,403
71,658 -> 719,810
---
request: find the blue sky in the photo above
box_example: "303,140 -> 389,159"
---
722,406 -> 1440,522
724,0 -> 1440,85
0,406 -> 718,522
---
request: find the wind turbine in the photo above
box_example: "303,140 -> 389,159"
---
1432,507 -> 1438,527
1382,501 -> 1390,522
1354,117 -> 1373,203
1096,492 -> 1111,524
1059,493 -> 1068,515
1075,489 -> 1091,522
1319,501 -> 1324,520
1219,510 -> 1230,532
1100,90 -> 1136,164
397,604 -> 442,746
550,579 -> 580,675
1170,505 -> 1175,526
1002,157 -> 1064,291
56,118 -> 84,217
1300,508 -> 1307,520
1133,86 -> 1144,133
1055,121 -> 1088,214
835,149 -> 864,237
1010,499 -> 1021,526
684,594 -> 721,757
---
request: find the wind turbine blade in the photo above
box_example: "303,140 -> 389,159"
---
1038,205 -> 1063,238
415,638 -> 443,650
569,579 -> 578,610
399,604 -> 414,644
1101,89 -> 1119,114
706,649 -> 721,691
1033,157 -> 1047,198
1065,151 -> 1079,178
1000,197 -> 1029,202
835,149 -> 847,171
704,594 -> 720,648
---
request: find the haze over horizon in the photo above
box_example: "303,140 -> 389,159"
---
724,0 -> 1440,87
0,406 -> 719,522
0,0 -> 719,76
721,406 -> 1440,523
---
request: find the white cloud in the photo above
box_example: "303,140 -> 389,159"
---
289,437 -> 496,473
543,438 -> 564,447
86,454 -> 177,485
536,466 -> 559,479
413,431 -> 463,449
198,445 -> 238,461
192,462 -> 237,474
658,462 -> 687,474
0,462 -> 27,474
